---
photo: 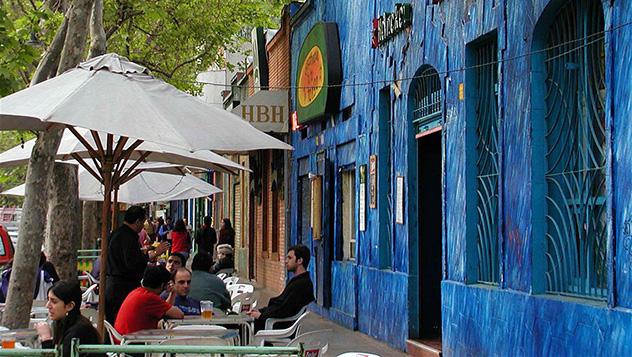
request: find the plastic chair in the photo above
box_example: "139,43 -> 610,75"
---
159,337 -> 231,357
264,306 -> 307,330
216,272 -> 227,280
223,276 -> 240,288
253,310 -> 310,346
82,283 -> 99,305
227,283 -> 254,299
231,292 -> 258,313
103,320 -> 123,345
287,329 -> 332,357
336,353 -> 381,357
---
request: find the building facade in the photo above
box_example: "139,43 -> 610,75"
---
289,0 -> 632,354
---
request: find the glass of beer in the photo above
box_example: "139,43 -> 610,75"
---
200,300 -> 213,320
1,333 -> 15,349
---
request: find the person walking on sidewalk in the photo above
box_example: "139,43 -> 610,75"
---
247,245 -> 314,331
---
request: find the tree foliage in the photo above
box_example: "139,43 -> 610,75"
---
1,0 -> 287,95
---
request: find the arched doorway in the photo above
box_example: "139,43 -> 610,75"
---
408,65 -> 443,345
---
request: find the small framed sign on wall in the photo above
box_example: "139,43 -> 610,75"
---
359,165 -> 367,232
396,176 -> 404,224
369,155 -> 377,208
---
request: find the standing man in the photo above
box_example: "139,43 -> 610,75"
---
105,206 -> 169,323
247,245 -> 314,331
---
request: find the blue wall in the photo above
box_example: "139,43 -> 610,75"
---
289,0 -> 632,353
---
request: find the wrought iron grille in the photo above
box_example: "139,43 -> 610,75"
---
411,66 -> 442,135
474,39 -> 500,284
543,0 -> 607,299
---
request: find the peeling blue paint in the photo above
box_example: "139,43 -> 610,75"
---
289,0 -> 632,352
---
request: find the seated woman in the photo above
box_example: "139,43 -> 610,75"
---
35,281 -> 103,357
210,244 -> 234,274
189,252 -> 231,311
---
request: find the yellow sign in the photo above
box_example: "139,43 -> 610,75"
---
459,83 -> 465,100
298,46 -> 325,107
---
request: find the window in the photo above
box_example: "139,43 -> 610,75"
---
341,169 -> 356,260
411,66 -> 442,136
467,34 -> 500,284
534,0 -> 607,299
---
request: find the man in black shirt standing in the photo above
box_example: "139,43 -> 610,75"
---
105,206 -> 169,323
247,245 -> 314,331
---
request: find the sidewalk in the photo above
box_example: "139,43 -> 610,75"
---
254,284 -> 408,356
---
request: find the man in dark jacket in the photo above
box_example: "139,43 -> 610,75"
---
247,245 -> 314,331
105,206 -> 169,323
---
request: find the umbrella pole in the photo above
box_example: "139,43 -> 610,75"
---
111,187 -> 119,227
96,158 -> 113,338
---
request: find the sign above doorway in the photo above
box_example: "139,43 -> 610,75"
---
371,3 -> 413,48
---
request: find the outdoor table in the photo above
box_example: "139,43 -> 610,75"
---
121,327 -> 239,346
164,314 -> 255,345
0,328 -> 40,348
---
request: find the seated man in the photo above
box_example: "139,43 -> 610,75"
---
189,252 -> 231,311
247,245 -> 314,331
211,244 -> 234,274
165,252 -> 186,273
161,267 -> 201,315
115,265 -> 184,336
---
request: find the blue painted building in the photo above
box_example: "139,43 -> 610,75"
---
289,0 -> 632,354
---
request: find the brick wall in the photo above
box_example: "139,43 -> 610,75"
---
250,9 -> 291,294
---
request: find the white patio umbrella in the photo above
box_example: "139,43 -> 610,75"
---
0,53 -> 288,332
0,128 -> 249,175
0,53 -> 292,153
3,170 -> 221,204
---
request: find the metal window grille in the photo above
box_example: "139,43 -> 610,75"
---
411,67 -> 442,135
543,0 -> 607,299
474,39 -> 500,284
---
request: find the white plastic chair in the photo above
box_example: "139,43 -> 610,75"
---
253,310 -> 310,346
159,337 -> 230,357
287,329 -> 331,357
82,283 -> 99,305
223,276 -> 240,288
264,306 -> 308,330
336,353 -> 381,357
231,292 -> 258,313
227,283 -> 254,299
216,272 -> 227,280
103,320 -> 123,345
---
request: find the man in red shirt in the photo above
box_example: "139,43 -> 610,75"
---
115,265 -> 184,336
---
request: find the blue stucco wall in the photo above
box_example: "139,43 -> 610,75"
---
443,281 -> 632,356
289,0 -> 632,353
439,0 -> 632,355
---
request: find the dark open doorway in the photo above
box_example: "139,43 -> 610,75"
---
418,130 -> 442,339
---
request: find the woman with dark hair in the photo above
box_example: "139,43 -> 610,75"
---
194,216 -> 217,254
189,252 -> 231,310
170,219 -> 191,258
34,281 -> 102,356
218,218 -> 235,247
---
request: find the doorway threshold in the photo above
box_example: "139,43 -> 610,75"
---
406,337 -> 442,357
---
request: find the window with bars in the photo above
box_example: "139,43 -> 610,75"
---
467,36 -> 500,285
538,0 -> 607,299
411,66 -> 442,136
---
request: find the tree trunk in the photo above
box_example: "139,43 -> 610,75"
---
1,0 -> 94,328
45,163 -> 81,281
30,17 -> 68,86
88,0 -> 106,58
1,129 -> 64,328
81,201 -> 100,249
57,0 -> 94,76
